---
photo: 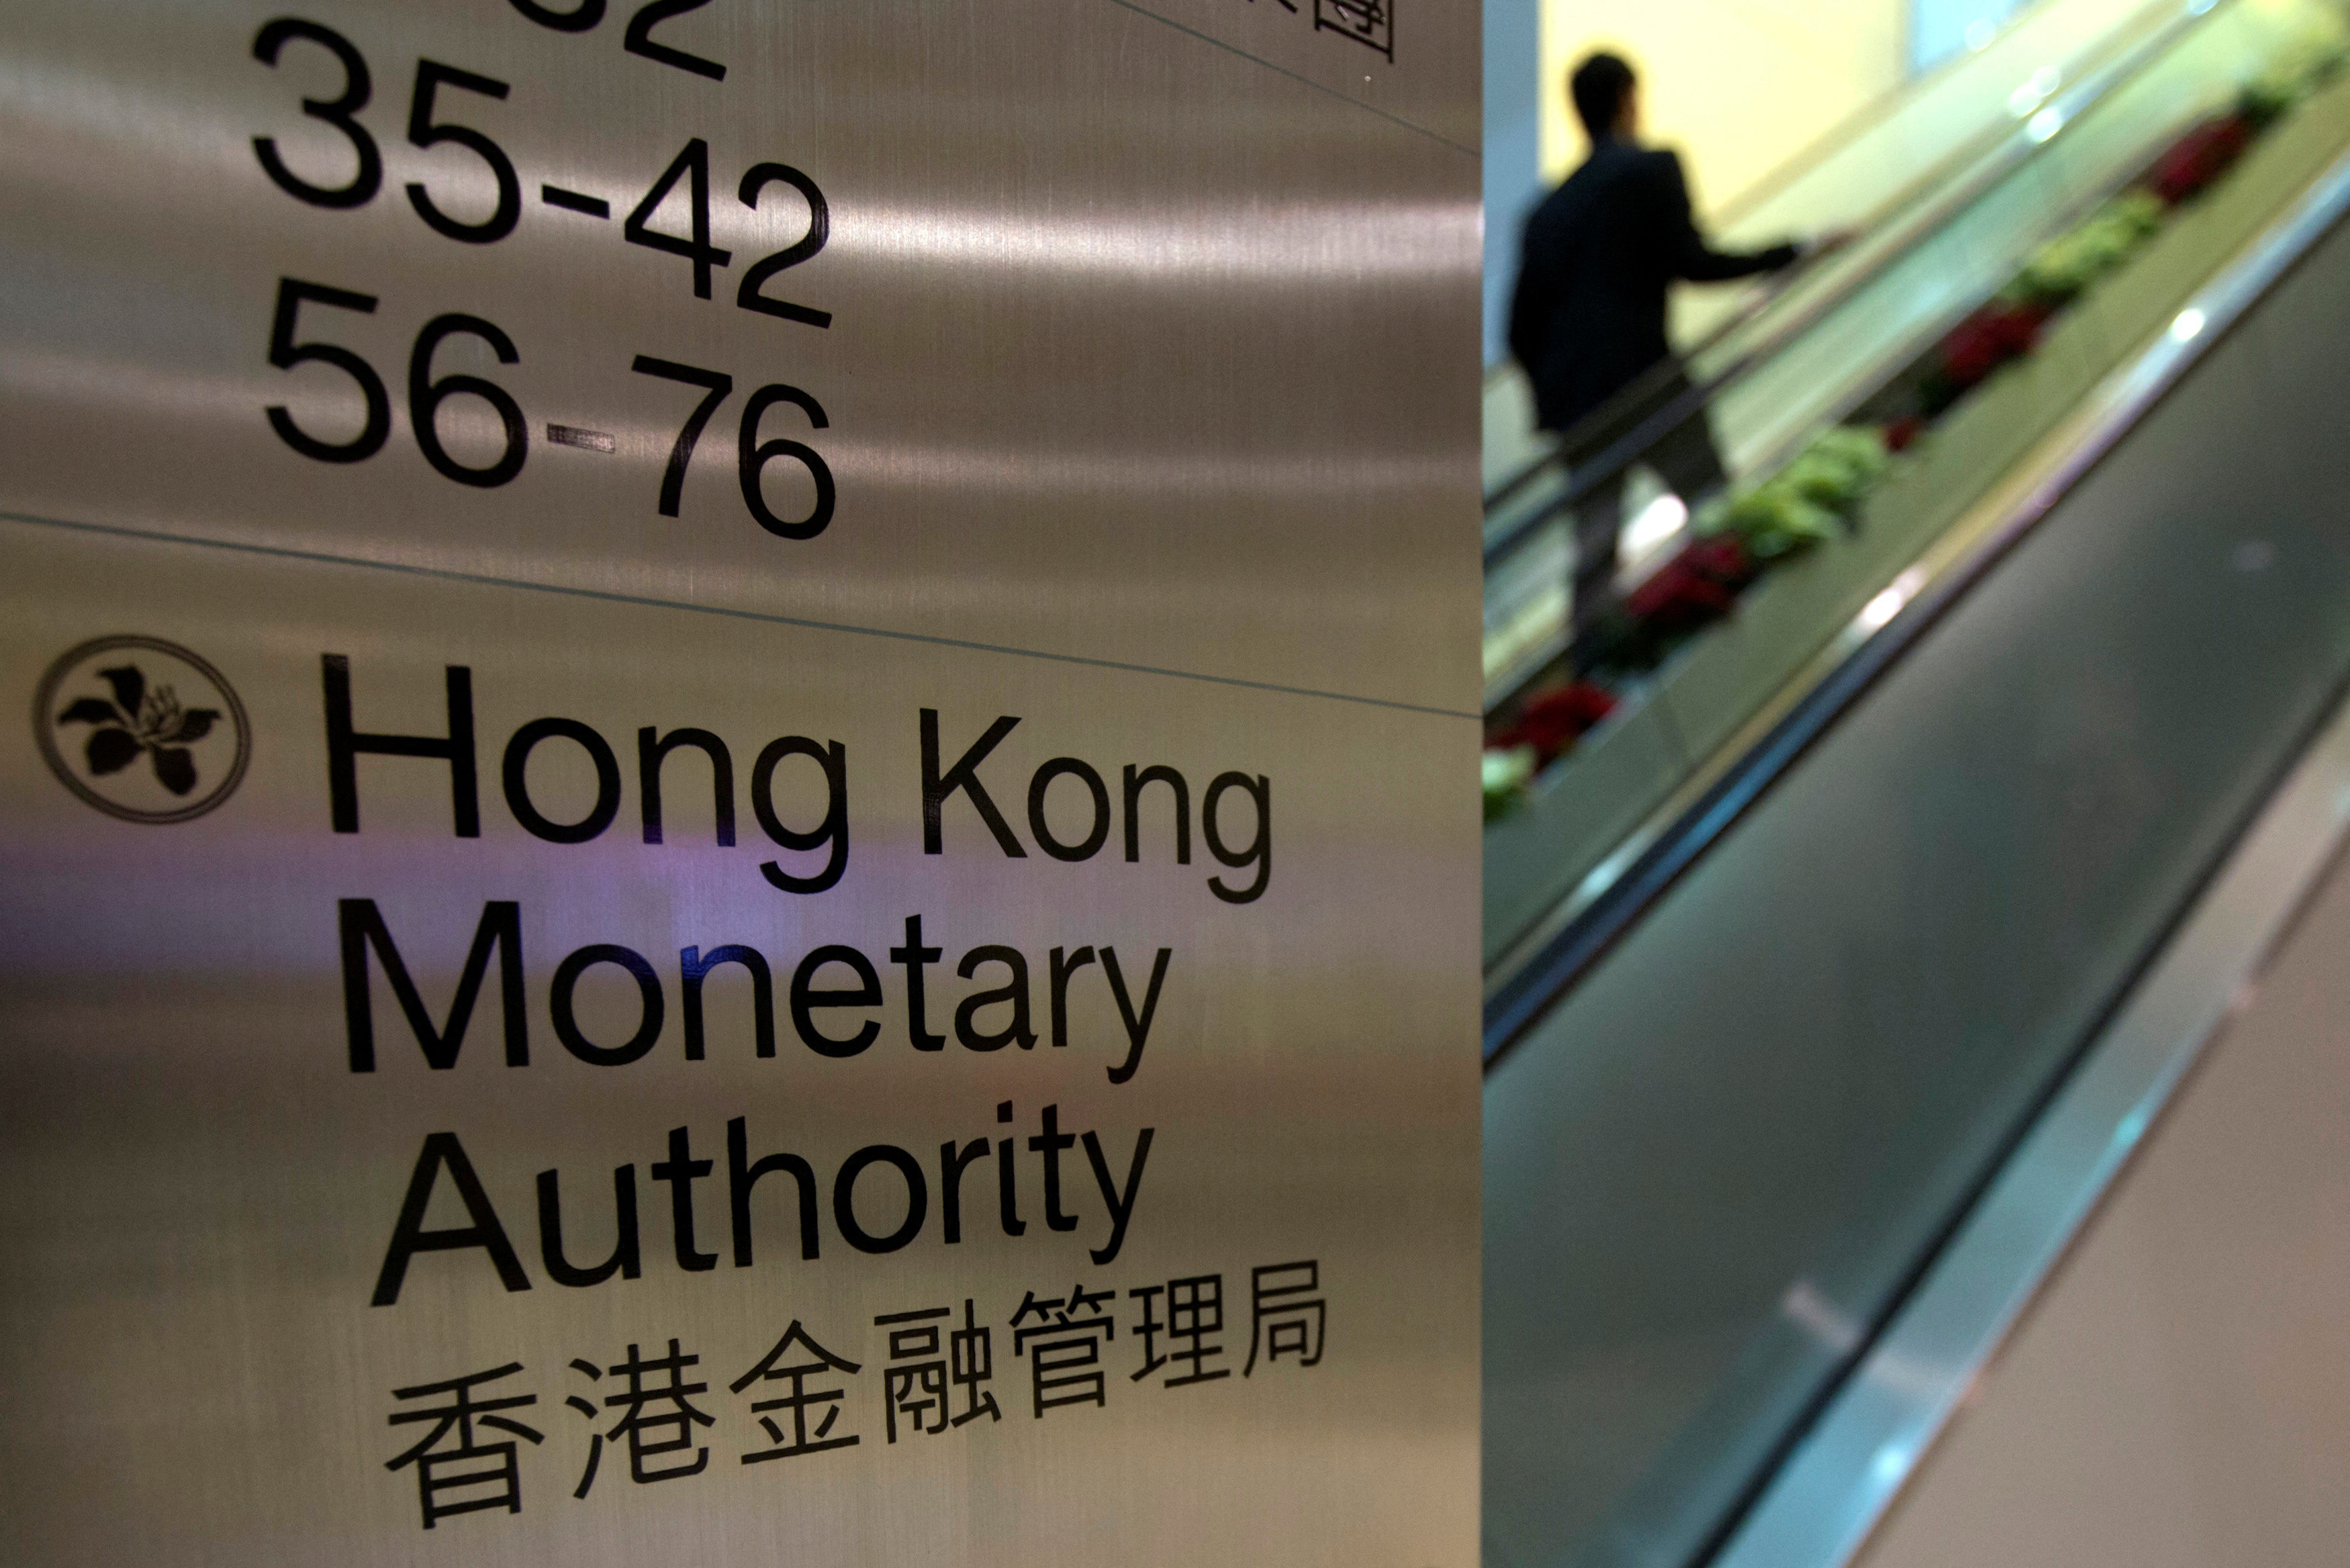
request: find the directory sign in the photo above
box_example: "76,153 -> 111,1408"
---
0,2 -> 1480,1562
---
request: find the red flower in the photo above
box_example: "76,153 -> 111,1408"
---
1884,414 -> 1926,452
1626,538 -> 1748,634
2151,115 -> 2252,205
1938,301 -> 2048,389
1491,680 -> 1617,766
1683,534 -> 1757,587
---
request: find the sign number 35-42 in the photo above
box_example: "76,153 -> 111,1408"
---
248,11 -> 839,540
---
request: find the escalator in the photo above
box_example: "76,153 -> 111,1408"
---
1479,1 -> 2350,1563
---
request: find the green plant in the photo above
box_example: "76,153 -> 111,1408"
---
1483,746 -> 1536,822
2018,191 -> 2163,306
1709,426 -> 1889,560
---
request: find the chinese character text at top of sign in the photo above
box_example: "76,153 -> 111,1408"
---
1245,0 -> 1396,61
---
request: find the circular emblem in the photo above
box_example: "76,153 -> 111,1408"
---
34,636 -> 251,824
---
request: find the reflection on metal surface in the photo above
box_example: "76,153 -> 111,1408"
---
1854,569 -> 1926,635
845,199 -> 1477,283
2008,65 -> 2065,115
0,2 -> 1481,1563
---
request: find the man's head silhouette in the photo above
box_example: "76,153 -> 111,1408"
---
1570,51 -> 1638,142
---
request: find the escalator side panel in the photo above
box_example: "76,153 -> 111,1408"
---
1847,776 -> 2350,1568
1483,203 -> 2350,1568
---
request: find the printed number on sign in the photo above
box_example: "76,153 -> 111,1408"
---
507,0 -> 728,80
631,358 -> 835,538
248,20 -> 831,328
264,277 -> 528,489
404,60 -> 520,242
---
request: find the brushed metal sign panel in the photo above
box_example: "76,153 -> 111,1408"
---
1113,0 -> 1479,152
0,1 -> 1479,1563
0,0 -> 1481,714
0,522 -> 1478,1563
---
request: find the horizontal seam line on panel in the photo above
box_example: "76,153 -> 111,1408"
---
1100,0 -> 1477,156
0,509 -> 1479,720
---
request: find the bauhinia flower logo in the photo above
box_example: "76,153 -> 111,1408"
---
34,636 -> 250,824
58,663 -> 220,795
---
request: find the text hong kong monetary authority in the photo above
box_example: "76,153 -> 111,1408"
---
321,654 -> 1272,1306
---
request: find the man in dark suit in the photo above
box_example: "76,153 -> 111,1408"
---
1509,51 -> 1807,658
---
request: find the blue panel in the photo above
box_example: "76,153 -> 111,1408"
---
1485,0 -> 1545,365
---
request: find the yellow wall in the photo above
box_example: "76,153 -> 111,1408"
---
1540,0 -> 1908,219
